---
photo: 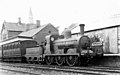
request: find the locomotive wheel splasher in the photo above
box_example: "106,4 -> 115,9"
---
66,55 -> 78,66
45,56 -> 54,65
55,56 -> 65,66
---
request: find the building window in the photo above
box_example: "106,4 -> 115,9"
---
3,34 -> 7,40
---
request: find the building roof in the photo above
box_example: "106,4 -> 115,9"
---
85,24 -> 120,33
72,24 -> 120,35
18,23 -> 57,37
3,22 -> 26,31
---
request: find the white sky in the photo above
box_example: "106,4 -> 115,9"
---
0,0 -> 120,34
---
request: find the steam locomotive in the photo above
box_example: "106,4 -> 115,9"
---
1,24 -> 103,66
25,24 -> 103,66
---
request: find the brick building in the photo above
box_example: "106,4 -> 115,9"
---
18,23 -> 59,45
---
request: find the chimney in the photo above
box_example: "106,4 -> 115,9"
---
18,17 -> 21,24
25,24 -> 29,31
36,20 -> 40,28
79,24 -> 85,35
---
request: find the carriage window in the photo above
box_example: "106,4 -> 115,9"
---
14,43 -> 17,48
4,45 -> 6,50
7,45 -> 9,49
15,42 -> 18,48
13,43 -> 15,48
6,45 -> 8,50
8,44 -> 10,49
18,42 -> 21,48
3,45 -> 5,50
5,46 -> 6,50
9,44 -> 12,49
10,44 -> 12,49
5,45 -> 7,50
2,46 -> 4,50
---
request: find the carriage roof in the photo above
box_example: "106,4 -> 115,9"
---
0,37 -> 33,46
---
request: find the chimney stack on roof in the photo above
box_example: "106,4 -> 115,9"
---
18,17 -> 21,24
36,20 -> 40,28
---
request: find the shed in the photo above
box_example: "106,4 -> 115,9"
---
72,25 -> 120,55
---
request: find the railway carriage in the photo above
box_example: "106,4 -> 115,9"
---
0,46 -> 2,61
1,37 -> 38,62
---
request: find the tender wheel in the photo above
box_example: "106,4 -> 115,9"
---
33,57 -> 37,64
27,58 -> 31,64
45,56 -> 53,65
37,57 -> 42,64
66,56 -> 78,66
56,56 -> 64,66
27,57 -> 32,64
32,60 -> 36,64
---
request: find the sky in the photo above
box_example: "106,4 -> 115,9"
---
0,0 -> 120,34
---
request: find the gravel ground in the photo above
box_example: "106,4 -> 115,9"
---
0,64 -> 84,75
0,69 -> 29,75
0,69 -> 83,75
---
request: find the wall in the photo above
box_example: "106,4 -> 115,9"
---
1,27 -> 8,41
33,25 -> 59,45
8,31 -> 22,38
85,27 -> 118,54
26,24 -> 37,30
117,27 -> 120,53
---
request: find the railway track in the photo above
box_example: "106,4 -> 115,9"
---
0,67 -> 40,75
0,62 -> 120,75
